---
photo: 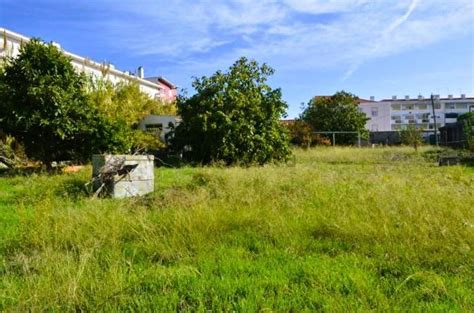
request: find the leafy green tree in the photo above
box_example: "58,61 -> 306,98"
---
172,57 -> 290,165
400,125 -> 423,150
0,39 -> 125,168
300,91 -> 369,144
458,112 -> 474,151
86,79 -> 177,125
86,79 -> 177,151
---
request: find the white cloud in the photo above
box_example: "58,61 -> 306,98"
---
97,0 -> 473,79
283,0 -> 371,14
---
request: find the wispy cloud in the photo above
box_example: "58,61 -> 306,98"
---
342,0 -> 420,80
93,0 -> 472,80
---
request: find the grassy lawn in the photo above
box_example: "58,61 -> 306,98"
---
0,147 -> 473,311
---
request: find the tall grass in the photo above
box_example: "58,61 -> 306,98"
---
0,147 -> 473,311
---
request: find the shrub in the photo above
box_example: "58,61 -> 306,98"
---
87,79 -> 177,151
172,57 -> 290,165
458,112 -> 474,151
86,79 -> 176,126
286,120 -> 313,148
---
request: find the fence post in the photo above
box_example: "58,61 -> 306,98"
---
358,132 -> 361,147
332,133 -> 336,146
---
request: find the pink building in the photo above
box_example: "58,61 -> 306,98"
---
145,76 -> 178,102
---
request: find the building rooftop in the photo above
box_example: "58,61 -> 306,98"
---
380,96 -> 474,102
1,27 -> 170,91
145,76 -> 177,89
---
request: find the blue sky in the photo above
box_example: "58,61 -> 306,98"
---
1,0 -> 473,117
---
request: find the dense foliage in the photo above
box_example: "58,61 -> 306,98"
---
0,39 -> 125,167
0,39 -> 174,168
86,79 -> 176,125
0,133 -> 27,168
86,80 -> 177,151
300,91 -> 369,144
286,120 -> 313,148
173,57 -> 290,165
458,112 -> 474,151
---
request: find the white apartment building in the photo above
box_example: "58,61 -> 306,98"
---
359,95 -> 474,133
358,98 -> 391,131
0,28 -> 165,99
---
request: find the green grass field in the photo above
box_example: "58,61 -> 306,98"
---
1,147 -> 473,311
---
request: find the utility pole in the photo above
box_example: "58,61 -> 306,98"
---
430,94 -> 439,146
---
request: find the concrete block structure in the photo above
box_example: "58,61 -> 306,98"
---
138,115 -> 181,143
358,99 -> 391,131
92,155 -> 154,198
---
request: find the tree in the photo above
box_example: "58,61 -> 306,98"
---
0,39 -> 123,168
400,125 -> 423,150
172,57 -> 290,165
458,112 -> 474,151
300,91 -> 369,144
86,79 -> 177,151
86,79 -> 177,126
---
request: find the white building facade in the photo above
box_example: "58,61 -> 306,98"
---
138,115 -> 181,143
358,100 -> 391,131
359,95 -> 474,133
0,28 -> 165,99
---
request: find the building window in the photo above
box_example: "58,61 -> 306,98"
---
455,103 -> 468,109
371,107 -> 378,117
391,104 -> 401,111
445,113 -> 458,119
416,103 -> 428,110
145,123 -> 163,136
402,104 -> 414,110
446,103 -> 455,109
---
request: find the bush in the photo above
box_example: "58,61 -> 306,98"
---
286,120 -> 313,148
86,79 -> 176,126
172,57 -> 290,165
458,112 -> 474,151
87,79 -> 177,151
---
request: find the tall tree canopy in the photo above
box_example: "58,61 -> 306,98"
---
300,91 -> 369,144
0,39 -> 126,167
173,57 -> 290,165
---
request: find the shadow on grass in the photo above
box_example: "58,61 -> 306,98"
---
55,176 -> 91,200
422,148 -> 474,166
0,166 -> 64,177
